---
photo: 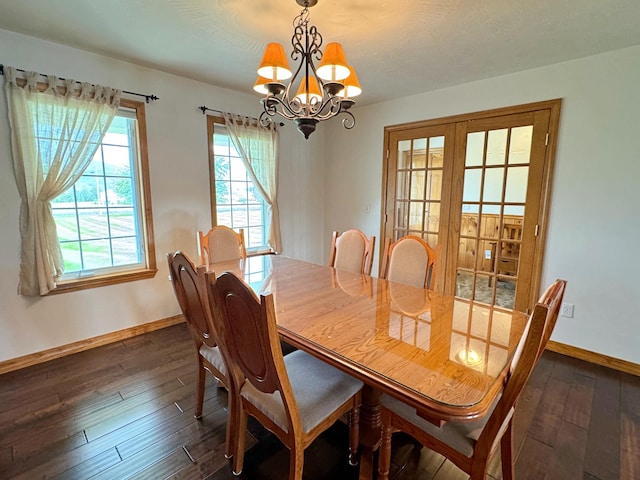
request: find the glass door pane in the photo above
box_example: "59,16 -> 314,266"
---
456,123 -> 533,310
393,134 -> 445,241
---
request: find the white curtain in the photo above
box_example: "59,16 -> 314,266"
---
223,113 -> 282,253
4,66 -> 121,296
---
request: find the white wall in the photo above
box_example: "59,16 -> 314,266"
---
324,44 -> 640,364
0,29 -> 325,362
2,27 -> 639,367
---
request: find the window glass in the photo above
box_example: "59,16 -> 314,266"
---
212,125 -> 269,252
48,102 -> 154,284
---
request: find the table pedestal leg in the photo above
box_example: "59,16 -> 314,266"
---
358,385 -> 382,480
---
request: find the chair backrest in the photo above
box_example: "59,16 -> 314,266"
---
536,278 -> 566,360
328,229 -> 375,275
380,235 -> 439,289
477,279 -> 566,452
167,251 -> 217,349
205,271 -> 296,413
198,226 -> 247,264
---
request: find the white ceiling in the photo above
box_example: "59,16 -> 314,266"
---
1,0 -> 639,105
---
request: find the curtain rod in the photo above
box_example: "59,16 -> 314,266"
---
199,106 -> 225,116
0,64 -> 159,103
198,105 -> 284,126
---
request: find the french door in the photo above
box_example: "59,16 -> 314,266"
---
382,100 -> 561,312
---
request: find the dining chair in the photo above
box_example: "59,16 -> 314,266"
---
380,235 -> 439,289
197,225 -> 247,265
328,229 -> 376,275
377,279 -> 567,480
167,251 -> 228,419
204,270 -> 363,479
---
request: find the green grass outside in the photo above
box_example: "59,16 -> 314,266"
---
53,210 -> 138,272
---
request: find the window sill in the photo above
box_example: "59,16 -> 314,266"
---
47,268 -> 158,295
247,249 -> 275,257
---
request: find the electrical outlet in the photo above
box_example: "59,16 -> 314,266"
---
560,303 -> 574,318
484,249 -> 491,259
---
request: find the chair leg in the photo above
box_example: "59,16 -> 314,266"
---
289,440 -> 304,480
224,415 -> 234,460
231,406 -> 248,475
194,359 -> 206,419
500,422 -> 515,480
348,404 -> 360,466
224,389 -> 238,460
377,420 -> 393,480
469,462 -> 489,480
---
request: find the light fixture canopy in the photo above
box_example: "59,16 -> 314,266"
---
254,0 -> 360,139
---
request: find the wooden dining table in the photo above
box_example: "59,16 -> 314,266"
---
209,254 -> 529,479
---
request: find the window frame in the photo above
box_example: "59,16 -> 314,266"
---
206,115 -> 273,256
49,98 -> 156,294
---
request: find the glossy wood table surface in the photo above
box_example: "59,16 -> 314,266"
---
210,255 -> 529,478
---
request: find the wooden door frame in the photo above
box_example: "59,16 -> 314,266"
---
381,99 -> 562,311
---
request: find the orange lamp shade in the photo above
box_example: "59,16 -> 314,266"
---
253,75 -> 271,95
316,42 -> 350,81
295,76 -> 323,104
340,66 -> 362,98
257,43 -> 292,81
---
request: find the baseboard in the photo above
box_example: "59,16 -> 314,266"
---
547,340 -> 640,377
0,315 -> 185,376
3,319 -> 637,378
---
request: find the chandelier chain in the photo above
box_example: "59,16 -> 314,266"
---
294,7 -> 310,29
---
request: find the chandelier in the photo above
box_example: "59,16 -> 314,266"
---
253,0 -> 361,139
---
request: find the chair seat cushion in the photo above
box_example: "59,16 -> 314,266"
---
241,350 -> 362,434
381,393 -> 496,457
199,344 -> 226,376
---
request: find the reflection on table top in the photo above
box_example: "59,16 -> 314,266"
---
208,255 -> 529,421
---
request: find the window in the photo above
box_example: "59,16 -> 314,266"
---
50,99 -> 156,292
208,119 -> 271,253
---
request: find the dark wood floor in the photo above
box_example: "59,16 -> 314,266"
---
1,323 -> 638,479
